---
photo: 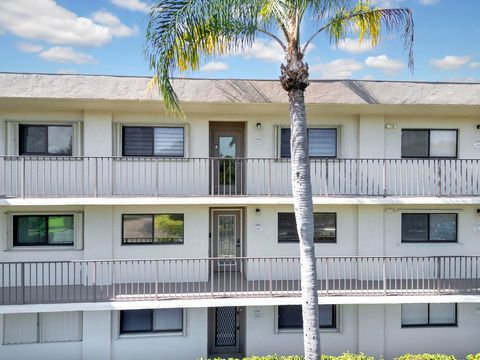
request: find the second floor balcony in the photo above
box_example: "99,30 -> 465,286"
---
1,156 -> 479,199
0,256 -> 479,306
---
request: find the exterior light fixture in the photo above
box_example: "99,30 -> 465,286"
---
256,123 -> 262,129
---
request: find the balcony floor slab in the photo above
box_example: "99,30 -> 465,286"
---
2,196 -> 480,206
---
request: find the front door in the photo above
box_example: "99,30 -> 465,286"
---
210,122 -> 245,195
211,209 -> 242,271
208,307 -> 243,356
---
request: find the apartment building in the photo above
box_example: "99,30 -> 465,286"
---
0,73 -> 479,360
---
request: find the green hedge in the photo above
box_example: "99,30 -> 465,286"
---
202,353 -> 480,360
394,355 -> 457,360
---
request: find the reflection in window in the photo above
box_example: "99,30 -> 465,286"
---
402,213 -> 457,243
13,215 -> 74,246
20,125 -> 72,156
122,214 -> 184,244
278,213 -> 336,243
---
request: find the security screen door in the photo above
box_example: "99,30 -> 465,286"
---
210,122 -> 245,195
208,307 -> 242,355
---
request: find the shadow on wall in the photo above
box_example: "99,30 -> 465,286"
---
215,80 -> 273,103
342,80 -> 379,104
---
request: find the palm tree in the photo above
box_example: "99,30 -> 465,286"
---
145,1 -> 413,358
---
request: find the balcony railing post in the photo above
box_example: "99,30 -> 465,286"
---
383,159 -> 387,197
383,258 -> 387,295
21,262 -> 25,305
94,158 -> 98,197
268,259 -> 273,297
20,157 -> 25,198
325,260 -> 329,295
437,256 -> 441,295
210,259 -> 214,297
155,260 -> 159,299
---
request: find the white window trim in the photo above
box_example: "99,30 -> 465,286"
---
114,309 -> 187,339
274,125 -> 341,158
273,305 -> 341,334
114,123 -> 189,157
4,211 -> 83,251
6,120 -> 82,156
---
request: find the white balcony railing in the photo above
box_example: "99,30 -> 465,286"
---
1,156 -> 479,198
0,256 -> 479,305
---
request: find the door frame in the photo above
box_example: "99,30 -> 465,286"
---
208,306 -> 245,357
210,208 -> 244,273
209,121 -> 246,195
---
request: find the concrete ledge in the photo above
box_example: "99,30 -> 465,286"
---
1,196 -> 480,206
1,294 -> 479,314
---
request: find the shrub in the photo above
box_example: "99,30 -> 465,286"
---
467,355 -> 480,360
322,353 -> 374,360
394,354 -> 457,360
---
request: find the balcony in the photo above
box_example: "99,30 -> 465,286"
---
1,156 -> 479,198
0,256 -> 479,305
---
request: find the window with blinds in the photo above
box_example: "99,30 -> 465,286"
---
3,312 -> 82,345
280,128 -> 337,158
401,303 -> 457,327
122,126 -> 184,157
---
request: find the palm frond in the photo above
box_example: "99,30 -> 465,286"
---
145,0 -> 263,114
325,3 -> 414,70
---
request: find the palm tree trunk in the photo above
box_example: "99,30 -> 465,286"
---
281,62 -> 321,360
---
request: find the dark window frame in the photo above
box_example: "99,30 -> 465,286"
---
280,127 -> 338,159
401,303 -> 457,328
401,129 -> 458,159
401,213 -> 458,243
278,305 -> 337,330
277,212 -> 337,243
119,309 -> 184,334
121,213 -> 185,245
13,214 -> 74,247
121,126 -> 185,158
19,124 -> 73,156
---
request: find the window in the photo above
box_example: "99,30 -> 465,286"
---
278,305 -> 336,330
120,309 -> 184,334
278,213 -> 336,243
401,213 -> 457,243
122,126 -> 184,157
281,128 -> 337,158
3,312 -> 82,345
401,129 -> 457,158
19,125 -> 73,156
122,214 -> 184,244
13,215 -> 74,246
401,303 -> 457,327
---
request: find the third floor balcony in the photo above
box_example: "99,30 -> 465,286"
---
1,156 -> 479,198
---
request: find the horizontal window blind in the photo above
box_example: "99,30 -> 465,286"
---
123,127 -> 153,156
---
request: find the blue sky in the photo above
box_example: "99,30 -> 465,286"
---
0,0 -> 479,82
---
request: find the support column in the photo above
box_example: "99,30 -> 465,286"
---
358,304 -> 385,358
82,311 -> 112,360
83,206 -> 114,259
358,114 -> 385,159
83,110 -> 113,157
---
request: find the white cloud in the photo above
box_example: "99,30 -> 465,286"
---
469,62 -> 480,70
17,42 -> 44,53
363,75 -> 374,80
236,40 -> 285,63
110,0 -> 150,13
91,10 -> 137,37
431,55 -> 472,70
419,0 -> 440,4
333,38 -> 374,54
201,61 -> 229,72
0,0 -> 137,47
311,59 -> 364,79
365,55 -> 404,74
39,47 -> 96,64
